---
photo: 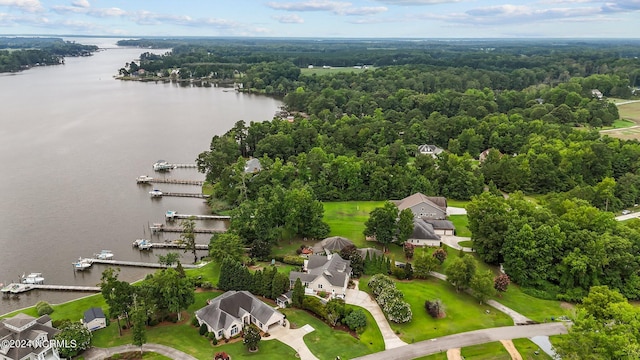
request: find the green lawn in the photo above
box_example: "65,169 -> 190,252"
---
345,305 -> 385,354
378,278 -> 512,342
282,308 -> 381,360
446,199 -> 470,208
449,215 -> 471,237
492,284 -> 574,323
322,201 -> 384,247
1,293 -> 107,321
457,240 -> 474,248
461,341 -> 511,360
413,352 -> 448,360
611,118 -> 637,128
512,338 -> 553,360
187,261 -> 221,285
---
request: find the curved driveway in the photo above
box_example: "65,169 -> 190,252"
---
352,323 -> 568,360
83,343 -> 198,360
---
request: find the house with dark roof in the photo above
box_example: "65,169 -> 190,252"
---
417,144 -> 444,158
393,192 -> 447,220
195,291 -> 284,339
244,158 -> 262,174
289,254 -> 352,299
422,219 -> 455,236
408,218 -> 442,247
312,236 -> 354,255
276,290 -> 293,308
82,307 -> 106,332
0,313 -> 60,360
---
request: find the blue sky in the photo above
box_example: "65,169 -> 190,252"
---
0,0 -> 639,38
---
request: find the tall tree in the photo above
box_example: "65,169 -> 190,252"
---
470,270 -> 496,304
243,325 -> 262,352
131,299 -> 147,355
99,268 -> 133,335
397,208 -> 415,244
209,233 -> 245,263
292,278 -> 305,308
445,255 -> 477,292
180,217 -> 198,264
364,201 -> 399,252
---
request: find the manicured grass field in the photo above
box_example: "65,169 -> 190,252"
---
1,293 -> 107,321
491,284 -> 574,323
322,201 -> 385,246
611,118 -> 637,128
446,199 -> 470,208
282,308 -> 382,360
457,240 -> 474,248
449,215 -> 471,237
461,341 -> 511,359
374,278 -> 512,342
413,352 -> 448,360
345,304 -> 385,354
187,261 -> 221,285
512,338 -> 553,360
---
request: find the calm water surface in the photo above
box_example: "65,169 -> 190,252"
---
0,38 -> 282,314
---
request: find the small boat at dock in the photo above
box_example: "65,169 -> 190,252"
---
149,189 -> 163,197
153,160 -> 175,171
165,210 -> 177,220
95,250 -> 114,260
72,258 -> 93,271
137,175 -> 153,183
21,273 -> 45,284
133,239 -> 153,250
1,283 -> 32,294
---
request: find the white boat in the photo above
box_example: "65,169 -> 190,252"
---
138,239 -> 153,250
136,175 -> 153,183
153,160 -> 175,171
72,258 -> 92,271
95,250 -> 114,260
4,283 -> 32,294
165,210 -> 177,220
149,189 -> 163,197
149,223 -> 164,233
21,273 -> 45,284
133,238 -> 147,247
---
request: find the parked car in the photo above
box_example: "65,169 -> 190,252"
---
622,210 -> 631,215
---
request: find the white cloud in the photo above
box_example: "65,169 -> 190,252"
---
266,0 -> 387,15
373,0 -> 463,4
71,0 -> 90,8
272,14 -> 304,23
0,0 -> 43,13
51,4 -> 125,17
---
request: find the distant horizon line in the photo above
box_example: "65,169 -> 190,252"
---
2,34 -> 640,41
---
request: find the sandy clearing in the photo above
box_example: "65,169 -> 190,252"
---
500,339 -> 523,360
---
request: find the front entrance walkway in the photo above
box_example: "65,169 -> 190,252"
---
83,343 -> 198,360
346,282 -> 407,349
266,319 -> 319,360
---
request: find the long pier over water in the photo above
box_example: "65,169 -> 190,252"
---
89,259 -> 202,269
162,192 -> 210,199
149,179 -> 204,186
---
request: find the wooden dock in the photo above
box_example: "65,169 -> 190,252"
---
2,283 -> 101,294
166,213 -> 230,221
171,163 -> 198,169
156,227 -> 224,234
148,179 -> 204,186
147,242 -> 209,250
162,192 -> 210,199
88,258 -> 201,269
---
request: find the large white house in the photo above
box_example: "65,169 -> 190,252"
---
289,254 -> 352,299
195,291 -> 285,339
0,314 -> 60,360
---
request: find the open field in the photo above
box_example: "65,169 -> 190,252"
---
322,201 -> 384,246
491,284 -> 574,323
449,215 -> 471,237
600,100 -> 640,139
301,66 -> 375,76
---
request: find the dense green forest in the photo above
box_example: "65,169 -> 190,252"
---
123,38 -> 640,301
0,37 -> 97,73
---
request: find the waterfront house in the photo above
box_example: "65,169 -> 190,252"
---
195,291 -> 285,339
0,313 -> 60,360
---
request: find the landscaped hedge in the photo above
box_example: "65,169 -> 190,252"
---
367,274 -> 412,323
302,296 -> 327,319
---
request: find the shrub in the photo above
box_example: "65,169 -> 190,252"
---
191,316 -> 200,327
208,332 -> 216,340
433,248 -> 447,264
392,266 -> 407,280
494,273 -> 510,293
283,255 -> 305,266
404,242 -> 415,259
243,325 -> 261,351
212,336 -> 219,346
368,274 -> 395,296
384,298 -> 413,323
344,309 -> 367,332
425,299 -> 444,318
36,301 -> 54,316
199,323 -> 208,336
214,352 -> 230,360
201,281 -> 213,289
377,287 -> 404,308
302,296 -> 327,319
318,290 -> 328,298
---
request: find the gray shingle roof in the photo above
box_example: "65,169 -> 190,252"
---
411,218 -> 441,240
312,236 -> 354,254
422,219 -> 455,230
0,313 -> 59,360
394,192 -> 447,213
84,307 -> 105,323
300,254 -> 352,287
196,291 -> 283,332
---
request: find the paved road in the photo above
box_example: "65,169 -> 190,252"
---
83,343 -> 198,360
447,206 -> 467,215
352,323 -> 568,360
615,212 -> 640,221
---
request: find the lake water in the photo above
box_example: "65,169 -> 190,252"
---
0,38 -> 282,315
